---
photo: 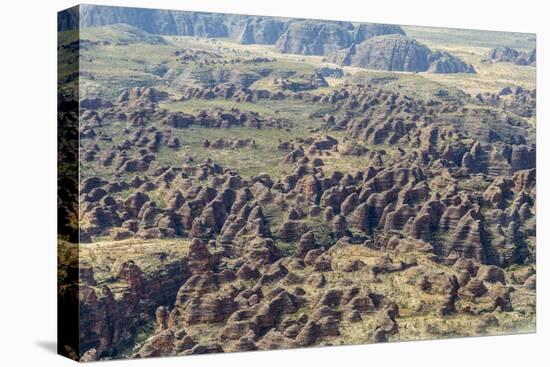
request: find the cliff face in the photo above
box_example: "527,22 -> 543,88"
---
352,23 -> 406,43
76,240 -> 193,359
329,34 -> 475,74
59,5 -> 405,57
65,6 -> 231,37
336,34 -> 431,71
237,18 -> 288,44
275,21 -> 354,56
274,21 -> 407,56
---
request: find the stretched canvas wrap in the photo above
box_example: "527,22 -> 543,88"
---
57,4 -> 537,362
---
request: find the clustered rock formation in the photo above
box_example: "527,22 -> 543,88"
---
486,47 -> 536,66
56,7 -> 536,361
476,86 -> 536,119
73,77 -> 536,360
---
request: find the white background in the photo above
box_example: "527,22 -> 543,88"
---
0,0 -> 547,365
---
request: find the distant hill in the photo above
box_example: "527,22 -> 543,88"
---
274,21 -> 405,56
328,34 -> 475,74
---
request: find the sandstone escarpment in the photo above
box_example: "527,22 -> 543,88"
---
329,34 -> 475,74
275,21 -> 406,56
275,21 -> 355,56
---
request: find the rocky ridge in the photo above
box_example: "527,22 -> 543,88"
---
328,34 -> 475,73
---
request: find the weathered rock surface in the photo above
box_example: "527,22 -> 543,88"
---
487,47 -> 536,66
329,34 -> 475,74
